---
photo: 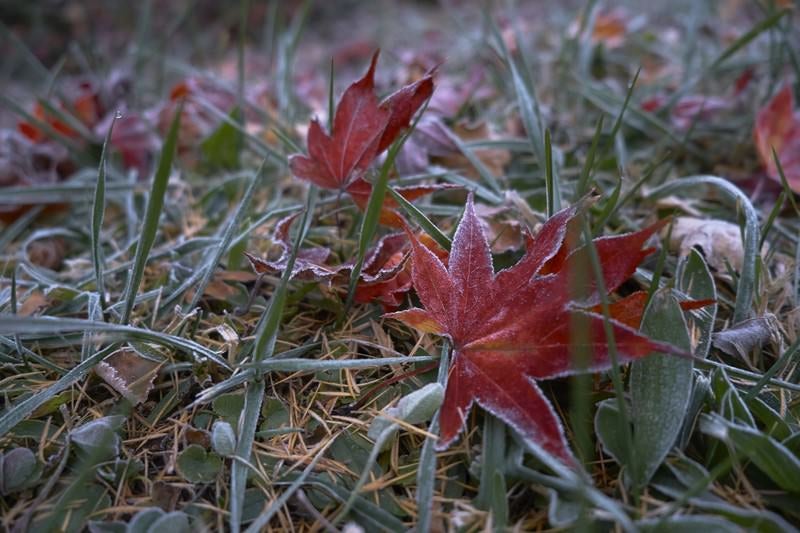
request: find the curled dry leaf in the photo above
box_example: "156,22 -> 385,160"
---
244,213 -> 447,309
754,84 -> 800,191
712,314 -> 781,359
244,213 -> 336,280
95,350 -> 161,405
355,232 -> 448,310
665,216 -> 761,273
19,291 -> 50,317
387,194 -> 680,465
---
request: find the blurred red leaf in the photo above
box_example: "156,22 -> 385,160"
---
755,84 -> 800,191
641,94 -> 730,130
592,9 -> 629,48
387,195 -> 679,465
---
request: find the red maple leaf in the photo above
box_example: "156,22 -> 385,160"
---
754,84 -> 800,191
387,195 -> 681,465
288,51 -> 438,226
355,231 -> 448,310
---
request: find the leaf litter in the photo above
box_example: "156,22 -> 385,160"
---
0,2 -> 799,532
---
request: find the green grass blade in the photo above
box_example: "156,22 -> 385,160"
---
0,315 -> 228,368
581,218 -> 637,495
229,185 -> 317,533
710,9 -> 788,69
120,102 -> 182,325
243,355 -> 438,373
575,116 -> 604,199
386,187 -> 451,251
0,344 -> 116,438
416,341 -> 450,532
544,128 -> 560,216
92,115 -> 117,312
345,100 -> 431,309
489,15 -> 546,171
183,163 -> 263,313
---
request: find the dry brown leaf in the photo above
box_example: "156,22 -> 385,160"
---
19,291 -> 49,316
95,350 -> 161,405
665,216 -> 763,273
27,237 -> 67,271
712,314 -> 780,359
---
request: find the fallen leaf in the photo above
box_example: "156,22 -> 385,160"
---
26,236 -> 67,271
754,84 -> 800,191
355,232 -> 447,310
387,194 -> 679,465
475,203 -> 524,254
95,350 -> 161,405
19,291 -> 50,317
244,213 -> 336,280
289,51 -> 429,190
641,94 -> 731,130
0,129 -> 73,224
591,9 -> 629,48
591,290 -> 716,330
288,50 -> 435,224
665,216 -> 761,273
712,314 -> 780,359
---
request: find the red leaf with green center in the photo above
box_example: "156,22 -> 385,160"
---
386,194 -> 682,466
289,50 -> 435,195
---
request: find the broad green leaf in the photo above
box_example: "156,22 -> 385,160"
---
547,490 -> 582,528
211,421 -> 237,457
711,368 -> 756,427
147,511 -> 192,533
127,508 -> 166,533
71,416 -> 124,461
594,398 -> 629,465
631,289 -> 693,488
677,249 -> 717,359
176,445 -> 222,484
0,447 -> 40,494
699,413 -> 800,493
